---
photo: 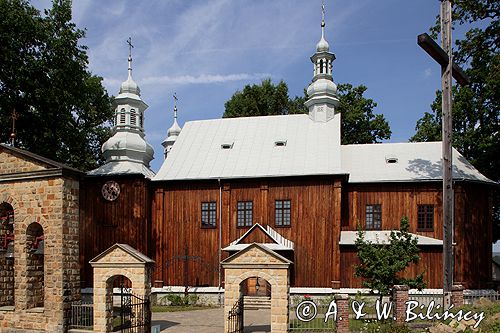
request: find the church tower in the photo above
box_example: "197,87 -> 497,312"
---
305,2 -> 340,123
88,38 -> 155,178
161,95 -> 182,159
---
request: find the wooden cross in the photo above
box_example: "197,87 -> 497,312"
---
417,0 -> 468,301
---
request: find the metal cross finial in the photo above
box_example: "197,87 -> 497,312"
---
173,93 -> 178,120
126,37 -> 134,72
10,109 -> 18,146
321,0 -> 326,28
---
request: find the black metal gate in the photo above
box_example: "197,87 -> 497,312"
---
114,285 -> 151,333
227,297 -> 244,333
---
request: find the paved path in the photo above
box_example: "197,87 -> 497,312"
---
152,308 -> 271,333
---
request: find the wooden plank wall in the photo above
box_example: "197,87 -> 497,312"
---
151,177 -> 343,288
340,247 -> 443,288
343,183 -> 443,239
79,176 -> 151,288
454,183 -> 493,289
342,182 -> 493,289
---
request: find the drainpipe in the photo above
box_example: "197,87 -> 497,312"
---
218,178 -> 222,290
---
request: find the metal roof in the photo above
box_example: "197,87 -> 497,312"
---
154,114 -> 343,181
153,115 -> 494,184
341,142 -> 495,184
340,230 -> 443,246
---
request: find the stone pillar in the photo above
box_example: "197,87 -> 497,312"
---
335,294 -> 349,333
392,285 -> 409,325
451,284 -> 464,307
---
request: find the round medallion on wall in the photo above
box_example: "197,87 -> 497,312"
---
101,181 -> 121,201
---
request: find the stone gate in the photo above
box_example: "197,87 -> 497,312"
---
222,243 -> 291,333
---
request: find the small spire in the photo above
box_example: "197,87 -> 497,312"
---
126,37 -> 134,75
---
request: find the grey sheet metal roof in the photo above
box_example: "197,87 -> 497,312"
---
223,223 -> 294,252
88,160 -> 155,178
340,231 -> 443,246
341,142 -> 495,184
153,115 -> 494,184
154,114 -> 343,181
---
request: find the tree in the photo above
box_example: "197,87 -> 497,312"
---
411,0 -> 499,240
354,217 -> 426,297
223,79 -> 391,144
0,0 -> 113,171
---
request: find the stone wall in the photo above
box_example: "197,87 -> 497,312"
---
0,257 -> 14,307
0,157 -> 81,333
0,152 -> 47,175
223,245 -> 291,333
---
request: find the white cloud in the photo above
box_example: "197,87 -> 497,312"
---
104,73 -> 271,88
424,68 -> 432,78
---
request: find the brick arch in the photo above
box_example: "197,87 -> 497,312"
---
20,215 -> 48,234
234,270 -> 277,288
0,192 -> 20,214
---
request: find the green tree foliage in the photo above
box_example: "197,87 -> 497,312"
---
223,79 -> 391,144
411,0 -> 499,240
354,217 -> 425,296
0,0 -> 113,171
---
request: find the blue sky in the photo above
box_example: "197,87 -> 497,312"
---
33,1 -> 498,251
34,0 -> 453,171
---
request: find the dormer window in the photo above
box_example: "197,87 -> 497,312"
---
221,143 -> 234,150
274,140 -> 287,147
385,156 -> 398,164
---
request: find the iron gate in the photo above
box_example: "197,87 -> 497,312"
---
114,285 -> 151,333
227,297 -> 244,333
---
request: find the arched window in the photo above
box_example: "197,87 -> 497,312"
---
120,108 -> 126,124
140,113 -> 143,128
130,109 -> 136,126
0,202 -> 15,308
26,222 -> 44,309
319,59 -> 324,74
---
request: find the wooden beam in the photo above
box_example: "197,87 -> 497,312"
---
417,33 -> 470,86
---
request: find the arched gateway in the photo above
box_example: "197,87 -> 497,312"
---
90,243 -> 154,333
222,243 -> 292,333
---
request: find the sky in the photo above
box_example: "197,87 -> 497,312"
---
32,1 -> 498,251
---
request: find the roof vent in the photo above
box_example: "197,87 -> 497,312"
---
274,140 -> 287,147
385,156 -> 398,164
221,143 -> 234,150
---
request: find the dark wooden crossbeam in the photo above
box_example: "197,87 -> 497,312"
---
417,33 -> 470,86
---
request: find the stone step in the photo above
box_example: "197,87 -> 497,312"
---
244,296 -> 271,309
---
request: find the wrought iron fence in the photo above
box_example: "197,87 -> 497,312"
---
69,301 -> 93,330
408,292 -> 443,307
227,297 -> 243,333
464,291 -> 500,305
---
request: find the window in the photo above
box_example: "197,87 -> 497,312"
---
120,109 -> 126,124
275,200 -> 291,227
366,204 -> 382,230
201,202 -> 216,228
237,201 -> 253,227
130,109 -> 136,126
417,205 -> 434,231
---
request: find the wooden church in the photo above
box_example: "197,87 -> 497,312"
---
2,13 -> 495,296
76,15 -> 495,292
